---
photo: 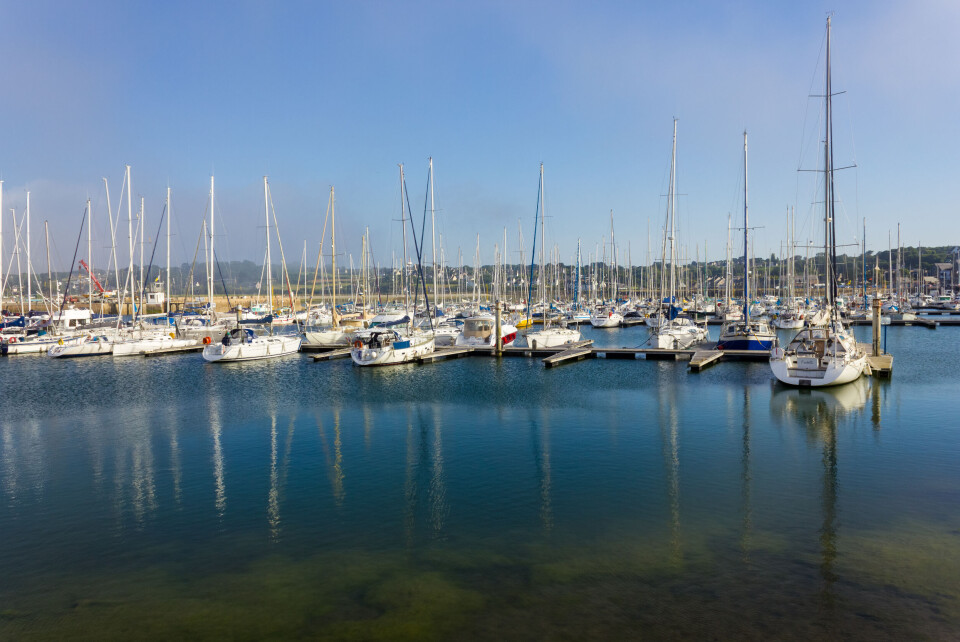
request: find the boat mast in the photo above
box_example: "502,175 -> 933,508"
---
139,196 -> 145,314
330,187 -> 338,328
166,187 -> 171,315
430,157 -> 437,311
824,15 -> 837,313
87,198 -> 93,308
126,165 -> 134,319
398,165 -> 410,321
44,220 -> 52,314
540,164 -> 546,325
26,191 -> 31,313
0,181 -> 3,310
209,176 -> 215,317
668,118 -> 678,310
263,176 -> 272,315
743,130 -> 750,324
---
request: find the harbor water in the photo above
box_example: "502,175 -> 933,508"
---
1,324 -> 959,639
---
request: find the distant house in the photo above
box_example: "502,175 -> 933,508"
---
935,262 -> 954,292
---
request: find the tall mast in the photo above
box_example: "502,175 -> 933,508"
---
139,196 -> 145,312
743,130 -> 750,323
398,165 -> 409,317
13,209 -> 22,313
668,118 -> 677,306
824,15 -> 836,310
209,176 -> 215,314
540,164 -> 546,320
263,176 -> 272,314
44,220 -> 52,313
26,191 -> 31,312
126,165 -> 133,318
430,157 -> 438,310
330,187 -> 338,328
0,180 -> 3,309
87,198 -> 93,307
166,187 -> 171,314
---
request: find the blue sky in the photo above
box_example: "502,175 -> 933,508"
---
2,0 -> 958,274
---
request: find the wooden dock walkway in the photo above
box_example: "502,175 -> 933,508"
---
311,347 -> 353,362
418,346 -> 474,364
858,343 -> 894,378
688,350 -> 723,371
542,341 -> 594,368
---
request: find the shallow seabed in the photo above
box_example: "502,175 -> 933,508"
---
1,325 -> 958,640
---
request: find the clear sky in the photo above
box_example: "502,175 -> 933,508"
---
2,0 -> 958,274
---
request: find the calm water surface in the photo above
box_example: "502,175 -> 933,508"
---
1,324 -> 958,640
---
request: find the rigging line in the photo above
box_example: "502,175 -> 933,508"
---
213,250 -> 233,310
267,184 -> 296,309
139,203 -> 167,307
526,170 -> 541,325
307,193 -> 331,310
59,205 -> 87,323
402,170 -> 434,328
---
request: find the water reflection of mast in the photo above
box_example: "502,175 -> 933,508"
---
1,423 -> 19,503
429,406 -> 448,536
316,407 -> 345,505
268,412 -> 280,541
658,386 -> 682,564
740,386 -> 753,561
168,405 -> 182,505
404,406 -> 418,545
820,410 -> 839,611
130,417 -> 158,526
530,409 -> 553,532
210,395 -> 226,518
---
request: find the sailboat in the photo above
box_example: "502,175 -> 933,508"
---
523,164 -> 580,348
588,212 -> 623,328
203,177 -> 302,362
303,187 -> 354,347
643,119 -> 708,350
716,132 -> 776,350
770,16 -> 866,387
351,164 -> 436,366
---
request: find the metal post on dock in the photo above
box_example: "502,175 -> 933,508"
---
495,299 -> 503,356
872,297 -> 881,356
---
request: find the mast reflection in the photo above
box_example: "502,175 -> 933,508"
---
429,406 -> 448,537
529,408 -> 553,533
316,408 -> 345,505
740,386 -> 753,562
770,378 -> 870,612
658,384 -> 682,565
210,395 -> 226,519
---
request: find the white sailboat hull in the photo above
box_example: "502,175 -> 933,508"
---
351,336 -> 435,366
769,351 -> 866,387
48,338 -> 114,358
303,328 -> 353,346
5,335 -> 84,354
523,327 -> 581,348
202,335 -> 302,362
644,324 -> 708,350
589,312 -> 622,328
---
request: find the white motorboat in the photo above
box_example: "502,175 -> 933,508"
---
589,307 -> 623,328
643,317 -> 708,350
524,325 -> 581,349
455,315 -> 518,348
